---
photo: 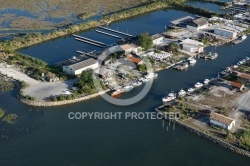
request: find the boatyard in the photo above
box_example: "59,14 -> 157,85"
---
1,1 -> 250,164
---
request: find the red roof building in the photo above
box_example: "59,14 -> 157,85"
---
230,81 -> 245,91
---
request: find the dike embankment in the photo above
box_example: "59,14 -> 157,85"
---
155,109 -> 250,158
21,90 -> 109,107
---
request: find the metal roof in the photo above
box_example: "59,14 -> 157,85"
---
68,58 -> 98,71
171,16 -> 194,25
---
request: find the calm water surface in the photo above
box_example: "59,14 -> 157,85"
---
1,5 -> 250,166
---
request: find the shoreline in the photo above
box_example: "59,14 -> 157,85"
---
0,0 -> 226,51
20,90 -> 109,107
155,108 -> 250,158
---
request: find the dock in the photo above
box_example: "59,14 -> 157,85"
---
73,34 -> 107,46
76,50 -> 98,59
232,39 -> 243,45
95,30 -> 123,39
98,26 -> 134,37
74,38 -> 105,48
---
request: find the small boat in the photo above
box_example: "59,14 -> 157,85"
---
162,92 -> 176,102
204,79 -> 210,84
139,77 -> 149,82
233,65 -> 238,69
178,89 -> 186,97
133,81 -> 142,87
123,85 -> 134,92
194,82 -> 203,88
241,34 -> 247,40
188,88 -> 195,93
187,57 -> 197,64
145,73 -> 158,79
205,52 -> 218,60
111,89 -> 124,97
220,70 -> 227,75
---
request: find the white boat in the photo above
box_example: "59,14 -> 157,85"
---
178,89 -> 186,97
204,79 -> 210,84
145,73 -> 158,79
162,92 -> 176,102
233,65 -> 238,69
133,81 -> 142,87
241,35 -> 247,40
188,88 -> 195,93
194,82 -> 203,88
187,57 -> 197,64
123,85 -> 134,92
220,70 -> 227,75
139,77 -> 149,82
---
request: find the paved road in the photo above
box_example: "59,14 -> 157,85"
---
237,90 -> 250,112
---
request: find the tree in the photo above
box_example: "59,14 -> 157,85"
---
137,64 -> 147,73
164,43 -> 180,54
138,32 -> 153,50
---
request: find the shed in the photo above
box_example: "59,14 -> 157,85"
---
210,113 -> 236,130
230,81 -> 245,91
63,58 -> 99,75
151,34 -> 164,45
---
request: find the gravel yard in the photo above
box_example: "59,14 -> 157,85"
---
0,63 -> 78,101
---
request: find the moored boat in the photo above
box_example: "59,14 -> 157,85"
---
123,85 -> 134,92
162,92 -> 176,102
111,89 -> 124,97
241,34 -> 247,40
133,81 -> 142,87
178,89 -> 186,97
145,73 -> 158,79
204,79 -> 209,84
187,57 -> 197,65
188,88 -> 195,93
194,82 -> 203,88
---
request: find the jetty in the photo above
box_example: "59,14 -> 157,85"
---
95,30 -> 123,39
76,50 -> 98,59
72,34 -> 107,46
74,38 -> 105,48
98,26 -> 135,37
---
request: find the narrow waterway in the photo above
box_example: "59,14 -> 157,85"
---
1,3 -> 250,165
1,33 -> 250,166
19,9 -> 196,64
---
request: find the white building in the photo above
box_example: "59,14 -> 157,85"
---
180,39 -> 204,53
210,113 -> 236,130
180,38 -> 204,46
119,44 -> 135,55
151,34 -> 164,45
214,28 -> 237,39
63,58 -> 99,75
182,44 -> 204,53
186,17 -> 208,31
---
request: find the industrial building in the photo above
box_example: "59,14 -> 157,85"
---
186,17 -> 208,31
63,58 -> 99,75
214,28 -> 237,39
179,39 -> 204,53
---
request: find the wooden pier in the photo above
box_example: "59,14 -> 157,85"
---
95,30 -> 123,39
73,34 -> 107,46
74,38 -> 105,48
98,26 -> 135,37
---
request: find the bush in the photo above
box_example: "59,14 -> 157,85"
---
2,113 -> 18,124
0,108 -> 5,118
